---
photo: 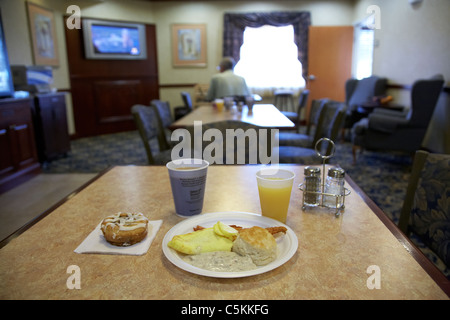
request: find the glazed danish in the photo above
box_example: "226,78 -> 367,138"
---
101,212 -> 149,246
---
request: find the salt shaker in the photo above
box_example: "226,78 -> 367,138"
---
324,167 -> 345,208
303,166 -> 321,206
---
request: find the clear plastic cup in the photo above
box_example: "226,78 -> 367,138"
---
256,168 -> 295,223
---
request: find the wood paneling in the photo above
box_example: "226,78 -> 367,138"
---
0,98 -> 41,193
32,93 -> 71,161
64,18 -> 159,138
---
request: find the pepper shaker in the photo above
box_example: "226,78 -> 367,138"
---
303,166 -> 321,206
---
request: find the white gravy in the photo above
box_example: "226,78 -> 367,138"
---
182,251 -> 257,272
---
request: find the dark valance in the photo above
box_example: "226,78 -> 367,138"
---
223,11 -> 311,81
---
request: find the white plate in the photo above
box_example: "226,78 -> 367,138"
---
162,212 -> 298,278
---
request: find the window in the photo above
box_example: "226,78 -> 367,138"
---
354,27 -> 374,79
353,10 -> 376,80
234,25 -> 305,95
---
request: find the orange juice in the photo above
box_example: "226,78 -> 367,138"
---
215,99 -> 224,112
258,181 -> 292,223
256,169 -> 295,223
216,101 -> 224,112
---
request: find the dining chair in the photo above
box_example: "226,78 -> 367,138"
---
131,104 -> 173,165
278,98 -> 329,148
278,102 -> 346,164
398,150 -> 450,269
273,89 -> 294,112
281,89 -> 310,130
151,99 -> 174,150
181,120 -> 276,165
174,91 -> 193,120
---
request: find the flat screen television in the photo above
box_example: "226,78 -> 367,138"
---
0,11 -> 14,98
82,19 -> 147,60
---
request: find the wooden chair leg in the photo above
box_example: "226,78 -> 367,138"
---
340,127 -> 346,142
352,144 -> 361,164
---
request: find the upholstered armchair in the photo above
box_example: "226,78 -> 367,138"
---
343,75 -> 388,132
351,75 -> 444,163
398,150 -> 450,269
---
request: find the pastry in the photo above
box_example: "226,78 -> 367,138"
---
101,212 -> 148,246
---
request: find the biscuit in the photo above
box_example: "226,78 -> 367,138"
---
232,226 -> 277,266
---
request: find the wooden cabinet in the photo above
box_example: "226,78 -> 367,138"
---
32,93 -> 70,162
65,20 -> 159,137
0,97 -> 40,193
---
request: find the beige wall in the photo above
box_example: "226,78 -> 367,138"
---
152,0 -> 355,107
1,0 -> 448,152
0,0 -> 354,134
354,0 -> 450,84
354,0 -> 450,152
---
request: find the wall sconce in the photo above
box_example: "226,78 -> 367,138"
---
409,0 -> 423,5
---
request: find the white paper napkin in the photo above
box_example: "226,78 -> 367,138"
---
74,220 -> 163,255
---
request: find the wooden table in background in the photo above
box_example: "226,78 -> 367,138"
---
0,165 -> 448,299
169,104 -> 295,130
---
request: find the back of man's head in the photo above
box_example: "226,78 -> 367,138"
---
219,57 -> 236,71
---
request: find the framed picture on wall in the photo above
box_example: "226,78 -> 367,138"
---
171,24 -> 206,67
26,2 -> 59,66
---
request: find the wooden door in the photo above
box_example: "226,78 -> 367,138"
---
306,26 -> 353,121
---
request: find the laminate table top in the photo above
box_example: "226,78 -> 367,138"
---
0,165 -> 448,299
169,104 -> 295,130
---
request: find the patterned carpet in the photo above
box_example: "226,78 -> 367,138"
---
43,131 -> 148,173
43,130 -> 449,278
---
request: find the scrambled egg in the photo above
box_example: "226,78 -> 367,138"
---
168,227 -> 233,255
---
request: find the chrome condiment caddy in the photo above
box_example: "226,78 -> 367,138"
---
298,138 -> 351,216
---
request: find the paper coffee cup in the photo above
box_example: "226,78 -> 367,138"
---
166,159 -> 209,217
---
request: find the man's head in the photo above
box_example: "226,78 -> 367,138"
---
219,57 -> 236,72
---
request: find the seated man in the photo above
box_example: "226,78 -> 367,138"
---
206,57 -> 251,101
